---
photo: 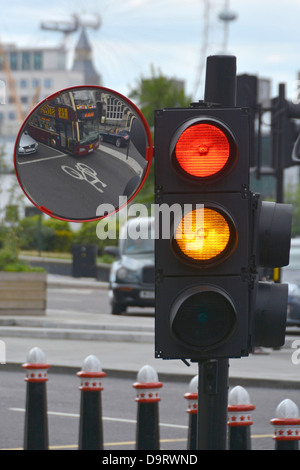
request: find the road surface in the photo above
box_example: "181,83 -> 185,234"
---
15,142 -> 145,221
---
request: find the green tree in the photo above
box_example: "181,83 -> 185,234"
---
43,218 -> 73,252
129,66 -> 192,206
129,64 -> 192,129
18,216 -> 55,252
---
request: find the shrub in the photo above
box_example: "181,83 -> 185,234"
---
51,229 -> 73,252
3,262 -> 45,272
0,249 -> 18,270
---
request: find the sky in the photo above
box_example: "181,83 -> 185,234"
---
1,0 -> 300,104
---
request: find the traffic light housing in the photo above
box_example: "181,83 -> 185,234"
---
154,56 -> 292,362
154,104 -> 253,360
251,197 -> 292,348
272,83 -> 300,169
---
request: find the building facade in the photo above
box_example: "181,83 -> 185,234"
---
0,29 -> 101,136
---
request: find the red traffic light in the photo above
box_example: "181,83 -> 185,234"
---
173,121 -> 237,179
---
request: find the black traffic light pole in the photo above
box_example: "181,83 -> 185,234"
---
197,358 -> 229,450
196,55 -> 236,450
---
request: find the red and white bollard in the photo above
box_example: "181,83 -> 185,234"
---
22,347 -> 50,450
77,355 -> 106,450
271,398 -> 300,450
227,385 -> 255,450
184,375 -> 198,450
133,365 -> 163,450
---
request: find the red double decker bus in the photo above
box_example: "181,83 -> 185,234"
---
25,90 -> 100,156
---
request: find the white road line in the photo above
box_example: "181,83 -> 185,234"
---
9,408 -> 187,429
17,142 -> 67,164
17,153 -> 68,165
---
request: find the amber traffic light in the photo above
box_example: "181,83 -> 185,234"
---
173,207 -> 237,265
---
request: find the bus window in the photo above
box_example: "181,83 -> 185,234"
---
79,119 -> 99,145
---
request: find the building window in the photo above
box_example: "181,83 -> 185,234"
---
9,112 -> 16,120
32,79 -> 40,88
10,52 -> 18,70
34,52 -> 43,70
22,52 -> 31,70
57,51 -> 65,70
20,79 -> 28,88
106,98 -> 124,121
44,78 -> 52,88
20,96 -> 28,104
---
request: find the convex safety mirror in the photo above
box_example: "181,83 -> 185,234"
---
14,86 -> 153,221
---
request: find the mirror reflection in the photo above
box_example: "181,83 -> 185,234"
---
14,86 -> 152,221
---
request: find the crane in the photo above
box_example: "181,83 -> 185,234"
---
40,13 -> 101,36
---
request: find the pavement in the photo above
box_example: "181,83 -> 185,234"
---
1,273 -> 300,388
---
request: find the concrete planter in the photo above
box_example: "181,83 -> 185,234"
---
0,272 -> 47,316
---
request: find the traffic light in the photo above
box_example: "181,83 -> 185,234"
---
251,196 -> 292,348
154,56 -> 292,362
272,83 -> 300,169
154,103 -> 252,360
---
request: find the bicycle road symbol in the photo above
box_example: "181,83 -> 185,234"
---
61,162 -> 107,193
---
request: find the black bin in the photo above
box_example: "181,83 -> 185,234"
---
72,245 -> 97,278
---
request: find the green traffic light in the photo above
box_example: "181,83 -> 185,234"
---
171,290 -> 236,350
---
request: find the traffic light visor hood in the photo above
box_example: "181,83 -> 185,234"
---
171,118 -> 238,180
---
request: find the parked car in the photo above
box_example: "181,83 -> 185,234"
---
282,239 -> 300,326
105,217 -> 154,315
18,132 -> 38,155
100,129 -> 130,147
286,283 -> 300,326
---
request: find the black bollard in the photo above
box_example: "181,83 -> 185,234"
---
133,365 -> 162,450
22,347 -> 50,450
184,375 -> 198,450
227,386 -> 255,450
271,399 -> 300,450
77,355 -> 106,450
